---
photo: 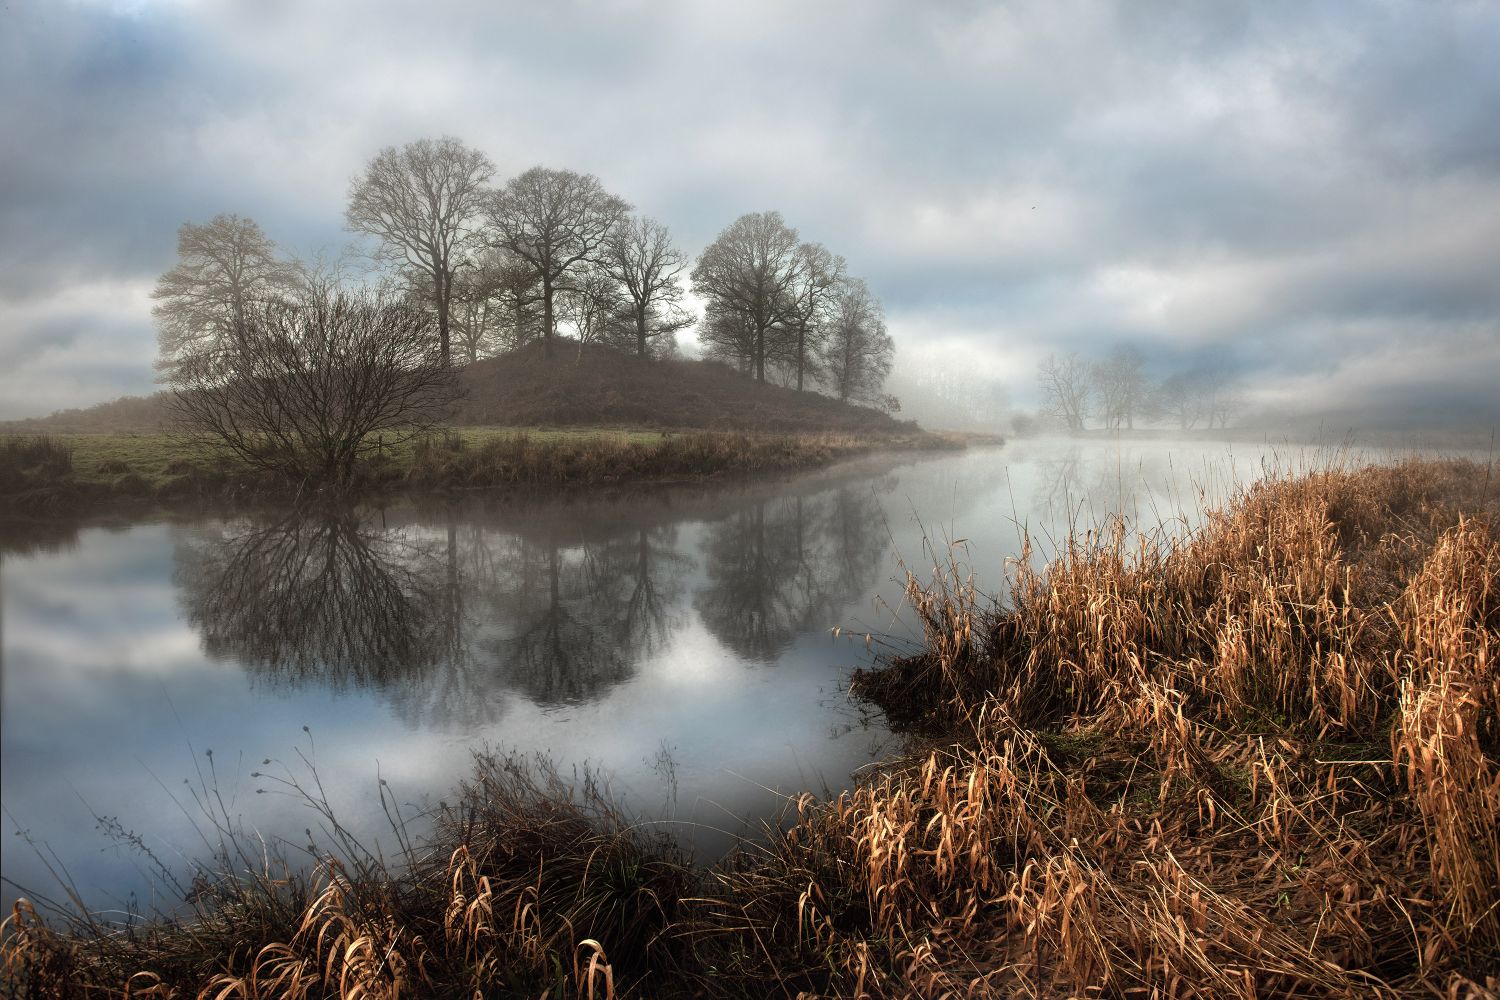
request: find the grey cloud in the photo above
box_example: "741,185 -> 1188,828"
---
1,0 -> 1496,429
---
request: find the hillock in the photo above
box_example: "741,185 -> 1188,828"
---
452,340 -> 914,435
2,341 -> 916,437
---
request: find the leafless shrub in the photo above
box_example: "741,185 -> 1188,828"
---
166,291 -> 460,488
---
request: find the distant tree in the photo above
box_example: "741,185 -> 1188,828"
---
449,257 -> 508,365
1201,367 -> 1242,429
487,167 -> 631,358
699,300 -> 759,374
345,136 -> 495,367
1037,352 -> 1091,433
151,214 -> 301,380
1153,370 -> 1209,430
778,242 -> 845,392
1091,345 -> 1148,430
558,268 -> 628,362
166,292 -> 460,485
489,253 -> 545,352
603,215 -> 694,358
691,211 -> 804,384
820,277 -> 893,405
1149,365 -> 1241,430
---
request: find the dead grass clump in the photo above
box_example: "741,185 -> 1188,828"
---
1394,516 -> 1500,962
826,457 -> 1500,995
0,435 -> 75,498
1,754 -> 690,999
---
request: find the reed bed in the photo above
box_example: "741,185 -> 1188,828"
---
5,456 -> 1497,997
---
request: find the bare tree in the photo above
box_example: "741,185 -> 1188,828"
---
603,215 -> 693,358
484,252 -> 544,352
1037,351 -> 1092,433
820,277 -> 893,405
1153,369 -> 1209,430
699,300 -> 759,374
447,252 -> 521,364
558,267 -> 627,362
486,167 -> 630,358
779,242 -> 845,392
345,136 -> 495,367
1201,367 -> 1242,429
690,211 -> 804,384
151,214 -> 301,380
1091,345 -> 1148,430
166,292 -> 460,485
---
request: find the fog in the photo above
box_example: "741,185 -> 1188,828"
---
2,0 -> 1497,430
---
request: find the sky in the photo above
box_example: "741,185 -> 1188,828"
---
2,0 -> 1498,429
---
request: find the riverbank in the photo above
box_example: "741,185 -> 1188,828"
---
0,426 -> 978,514
4,456 -> 1495,997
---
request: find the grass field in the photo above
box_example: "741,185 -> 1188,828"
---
4,456 -> 1496,997
0,426 -> 961,510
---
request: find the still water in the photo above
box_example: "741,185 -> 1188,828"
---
1,438 -> 1361,916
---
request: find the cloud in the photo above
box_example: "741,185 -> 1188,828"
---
1,0 -> 1496,427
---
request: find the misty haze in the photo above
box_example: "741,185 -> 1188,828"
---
2,2 -> 1497,997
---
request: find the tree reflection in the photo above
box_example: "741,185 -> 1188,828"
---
175,503 -> 698,721
467,521 -> 692,704
176,508 -> 456,703
176,481 -> 888,718
695,485 -> 889,661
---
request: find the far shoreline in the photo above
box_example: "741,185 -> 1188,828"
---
0,425 -> 1001,517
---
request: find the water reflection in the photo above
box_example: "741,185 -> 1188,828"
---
177,509 -> 453,691
697,486 -> 890,661
168,479 -> 892,725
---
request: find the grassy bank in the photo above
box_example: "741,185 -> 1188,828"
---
0,427 -> 965,512
5,458 -> 1496,997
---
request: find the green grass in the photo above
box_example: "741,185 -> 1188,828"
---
1,426 -> 963,510
53,433 -> 227,489
54,428 -> 664,486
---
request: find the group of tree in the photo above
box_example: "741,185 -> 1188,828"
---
149,137 -> 900,484
330,140 -> 697,367
692,211 -> 894,407
1037,346 -> 1241,433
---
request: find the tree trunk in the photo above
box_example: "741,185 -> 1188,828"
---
755,322 -> 766,383
542,274 -> 555,358
796,325 -> 805,391
435,269 -> 451,368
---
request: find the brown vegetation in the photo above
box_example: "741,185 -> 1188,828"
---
839,457 -> 1498,996
398,428 -> 924,490
4,458 -> 1495,997
452,340 -> 913,434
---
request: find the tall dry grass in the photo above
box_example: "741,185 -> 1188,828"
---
5,456 -> 1497,998
2,755 -> 689,999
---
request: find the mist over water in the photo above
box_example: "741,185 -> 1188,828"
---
0,437 -> 1450,915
